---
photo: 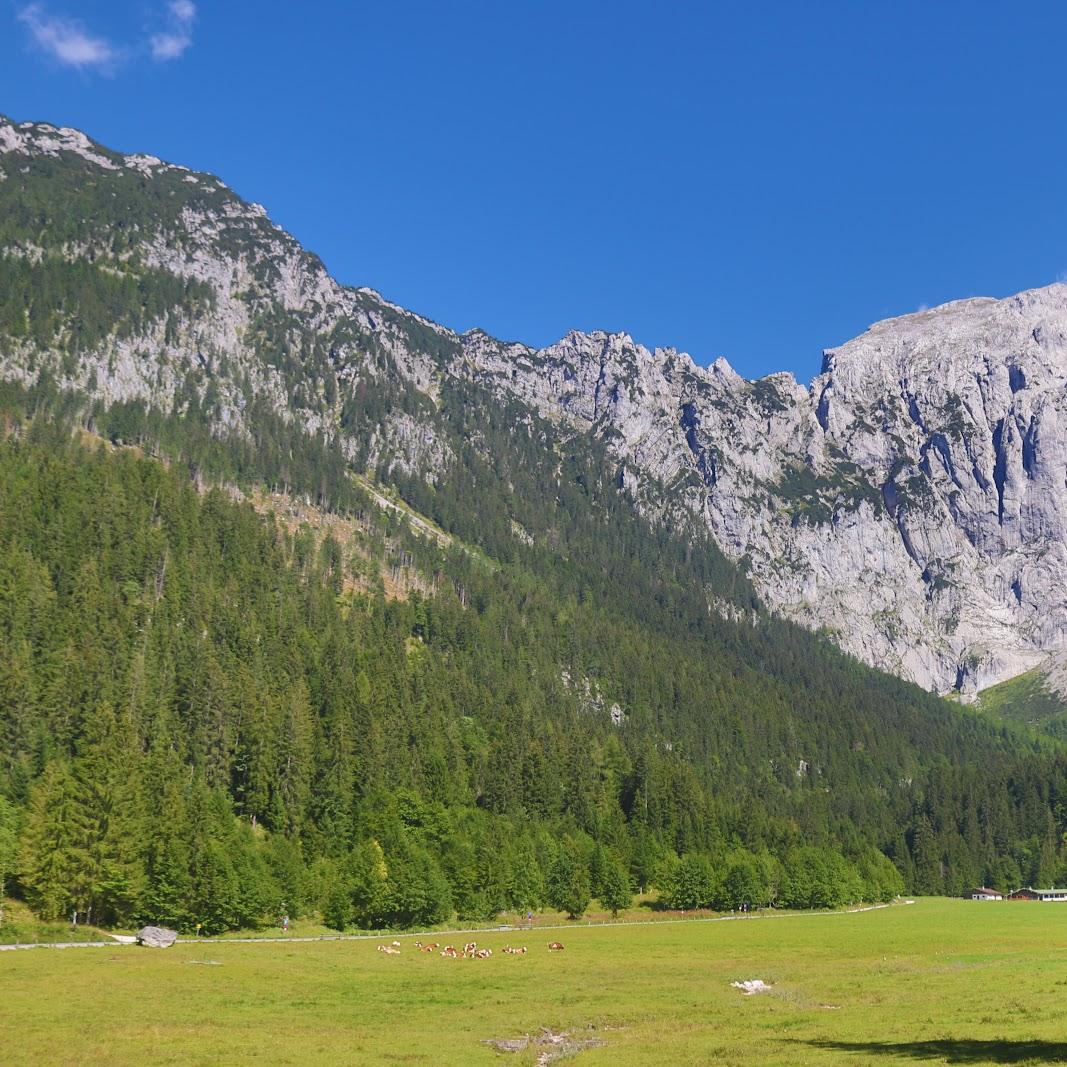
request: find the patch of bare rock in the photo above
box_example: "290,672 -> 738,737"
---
484,1026 -> 606,1064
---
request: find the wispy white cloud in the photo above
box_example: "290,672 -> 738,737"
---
17,4 -> 121,72
150,0 -> 196,62
16,3 -> 197,73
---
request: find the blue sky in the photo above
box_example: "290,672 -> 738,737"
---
2,1 -> 1065,381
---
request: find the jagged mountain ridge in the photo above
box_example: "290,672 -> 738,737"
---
2,113 -> 1066,694
464,287 -> 1067,695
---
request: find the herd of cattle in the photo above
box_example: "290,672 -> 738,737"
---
376,939 -> 564,958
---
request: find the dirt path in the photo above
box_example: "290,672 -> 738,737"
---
0,900 -> 915,952
352,476 -> 452,547
0,940 -> 118,952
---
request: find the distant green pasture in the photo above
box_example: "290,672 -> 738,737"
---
4,899 -> 1067,1065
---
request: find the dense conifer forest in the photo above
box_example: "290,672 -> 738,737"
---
1,387 -> 1066,931
2,122 -> 1067,933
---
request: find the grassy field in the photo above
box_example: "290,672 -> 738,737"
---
0,899 -> 113,945
4,899 -> 1067,1065
975,667 -> 1067,740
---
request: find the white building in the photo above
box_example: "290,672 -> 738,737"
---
1008,887 -> 1067,901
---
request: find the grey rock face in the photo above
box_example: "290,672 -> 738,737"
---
0,116 -> 456,484
4,114 -> 1067,695
457,288 -> 1067,695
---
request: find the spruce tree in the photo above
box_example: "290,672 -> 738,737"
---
19,761 -> 92,921
546,846 -> 591,920
0,794 -> 18,922
598,852 -> 633,918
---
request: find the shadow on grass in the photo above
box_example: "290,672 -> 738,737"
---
638,898 -> 671,913
636,899 -> 722,918
800,1039 -> 1067,1063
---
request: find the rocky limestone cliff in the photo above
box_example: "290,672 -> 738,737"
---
3,114 -> 1066,695
0,115 -> 456,479
458,287 -> 1067,695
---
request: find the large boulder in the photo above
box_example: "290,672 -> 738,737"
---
136,925 -> 178,948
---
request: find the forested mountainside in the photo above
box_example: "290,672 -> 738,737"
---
1,115 -> 1067,932
1,413 -> 1066,932
5,118 -> 1067,698
465,288 -> 1067,697
978,654 -> 1067,742
6,116 -> 1067,698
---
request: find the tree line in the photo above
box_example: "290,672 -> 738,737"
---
4,126 -> 1067,932
0,416 -> 1063,933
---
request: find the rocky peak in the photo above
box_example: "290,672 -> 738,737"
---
5,114 -> 1067,696
0,115 -> 124,170
459,277 -> 1067,695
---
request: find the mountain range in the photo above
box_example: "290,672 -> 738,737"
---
4,114 -> 1066,699
5,113 -> 1067,926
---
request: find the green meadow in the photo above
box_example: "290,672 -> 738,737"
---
4,899 -> 1067,1066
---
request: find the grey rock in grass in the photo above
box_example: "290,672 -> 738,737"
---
136,926 -> 178,948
